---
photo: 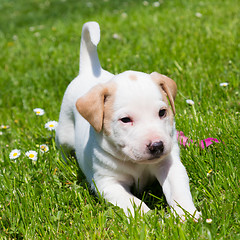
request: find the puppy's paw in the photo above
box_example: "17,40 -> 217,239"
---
192,211 -> 202,222
171,206 -> 202,223
180,210 -> 202,223
124,201 -> 150,217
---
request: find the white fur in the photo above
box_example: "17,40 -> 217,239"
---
56,22 -> 200,219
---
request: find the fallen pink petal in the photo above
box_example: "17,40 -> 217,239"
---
200,138 -> 221,149
177,131 -> 221,149
176,131 -> 193,147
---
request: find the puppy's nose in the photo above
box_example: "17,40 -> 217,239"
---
147,141 -> 164,156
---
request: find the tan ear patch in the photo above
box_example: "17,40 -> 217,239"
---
150,72 -> 177,115
75,82 -> 116,133
103,84 -> 117,136
76,84 -> 106,132
159,88 -> 175,125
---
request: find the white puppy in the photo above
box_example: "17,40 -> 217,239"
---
56,22 -> 200,219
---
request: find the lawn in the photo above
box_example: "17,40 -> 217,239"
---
0,0 -> 239,239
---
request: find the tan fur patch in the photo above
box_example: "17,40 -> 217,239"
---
103,83 -> 117,136
76,84 -> 106,132
76,82 -> 117,134
150,72 -> 177,115
159,88 -> 174,125
129,74 -> 137,81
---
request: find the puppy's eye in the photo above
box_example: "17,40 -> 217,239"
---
120,117 -> 133,123
159,109 -> 167,118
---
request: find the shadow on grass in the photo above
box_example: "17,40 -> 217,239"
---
59,151 -> 167,213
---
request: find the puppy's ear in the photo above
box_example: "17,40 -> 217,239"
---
150,72 -> 177,115
76,84 -> 108,132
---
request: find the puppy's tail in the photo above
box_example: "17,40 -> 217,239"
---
79,21 -> 102,77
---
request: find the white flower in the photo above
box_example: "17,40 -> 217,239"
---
220,82 -> 229,87
26,150 -> 38,161
9,149 -> 21,160
186,99 -> 195,105
33,108 -> 45,116
207,169 -> 213,177
29,26 -> 35,32
206,218 -> 212,224
13,35 -> 18,41
0,131 -> 3,135
195,12 -> 202,18
86,2 -> 93,8
40,144 -> 49,153
1,125 -> 10,129
34,32 -> 41,37
143,1 -> 149,6
112,33 -> 121,40
45,121 -> 58,131
121,12 -> 128,18
38,25 -> 44,30
153,1 -> 160,7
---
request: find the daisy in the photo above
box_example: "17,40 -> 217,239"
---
40,144 -> 49,153
195,12 -> 202,18
33,108 -> 45,116
34,32 -> 41,38
13,35 -> 18,41
86,2 -> 93,8
186,99 -> 195,105
220,82 -> 229,87
1,125 -> 10,129
9,149 -> 21,160
45,121 -> 58,131
29,26 -> 35,32
206,218 -> 212,224
121,12 -> 128,18
112,33 -> 121,40
25,150 -> 38,161
207,169 -> 213,177
153,1 -> 160,7
143,1 -> 149,6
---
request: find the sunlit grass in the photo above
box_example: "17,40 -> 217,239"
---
0,0 -> 239,239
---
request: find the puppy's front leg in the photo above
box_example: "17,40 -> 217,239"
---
95,179 -> 150,216
154,155 -> 200,219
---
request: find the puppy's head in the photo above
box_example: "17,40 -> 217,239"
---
76,71 -> 177,164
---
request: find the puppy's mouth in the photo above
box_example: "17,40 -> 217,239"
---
127,151 -> 166,164
124,140 -> 168,164
136,154 -> 165,164
113,139 -> 171,164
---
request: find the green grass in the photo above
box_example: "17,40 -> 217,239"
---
0,0 -> 239,239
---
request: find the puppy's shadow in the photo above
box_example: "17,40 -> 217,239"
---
131,180 -> 167,211
78,165 -> 167,211
63,152 -> 168,212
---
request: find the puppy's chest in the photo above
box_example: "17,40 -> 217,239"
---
130,167 -> 155,192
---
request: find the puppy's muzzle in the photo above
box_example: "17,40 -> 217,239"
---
147,141 -> 164,159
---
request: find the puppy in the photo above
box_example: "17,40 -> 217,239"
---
56,22 -> 200,219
